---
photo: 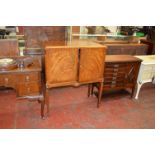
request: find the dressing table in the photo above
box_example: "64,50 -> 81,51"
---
0,56 -> 44,117
0,39 -> 44,118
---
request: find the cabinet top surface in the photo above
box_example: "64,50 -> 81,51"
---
135,55 -> 155,64
45,40 -> 106,48
106,55 -> 142,63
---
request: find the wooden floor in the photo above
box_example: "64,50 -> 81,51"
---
0,83 -> 155,128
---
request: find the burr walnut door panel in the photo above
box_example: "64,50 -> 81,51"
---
45,48 -> 79,87
79,47 -> 106,83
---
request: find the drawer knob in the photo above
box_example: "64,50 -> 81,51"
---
27,87 -> 30,92
26,76 -> 30,81
4,78 -> 9,84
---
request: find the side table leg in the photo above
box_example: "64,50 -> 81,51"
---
131,85 -> 136,98
97,82 -> 103,108
135,82 -> 143,100
88,84 -> 94,97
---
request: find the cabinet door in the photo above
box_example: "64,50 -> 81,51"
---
79,47 -> 106,83
45,48 -> 78,88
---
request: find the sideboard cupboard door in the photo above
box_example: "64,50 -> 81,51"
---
79,47 -> 106,83
45,48 -> 79,88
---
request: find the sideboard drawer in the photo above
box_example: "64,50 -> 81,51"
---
17,82 -> 41,96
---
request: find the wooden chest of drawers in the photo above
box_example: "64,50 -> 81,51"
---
91,55 -> 141,107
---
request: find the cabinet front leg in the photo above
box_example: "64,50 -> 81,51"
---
135,82 -> 143,100
88,84 -> 94,97
97,82 -> 103,108
88,84 -> 91,97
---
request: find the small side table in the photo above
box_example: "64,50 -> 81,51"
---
135,55 -> 155,99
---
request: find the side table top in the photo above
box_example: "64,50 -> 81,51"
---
135,55 -> 155,64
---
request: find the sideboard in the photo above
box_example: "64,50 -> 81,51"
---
43,40 -> 107,114
96,42 -> 149,55
135,55 -> 155,99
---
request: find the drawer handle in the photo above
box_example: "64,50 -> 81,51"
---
113,68 -> 118,72
112,77 -> 116,80
27,87 -> 30,92
114,64 -> 119,68
26,76 -> 30,81
4,78 -> 9,84
113,72 -> 117,76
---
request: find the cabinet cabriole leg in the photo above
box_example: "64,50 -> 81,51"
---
45,88 -> 49,116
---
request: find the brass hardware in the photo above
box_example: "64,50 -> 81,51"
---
4,77 -> 9,84
26,76 -> 30,81
27,87 -> 30,92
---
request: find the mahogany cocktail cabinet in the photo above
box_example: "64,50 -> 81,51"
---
42,40 -> 107,117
